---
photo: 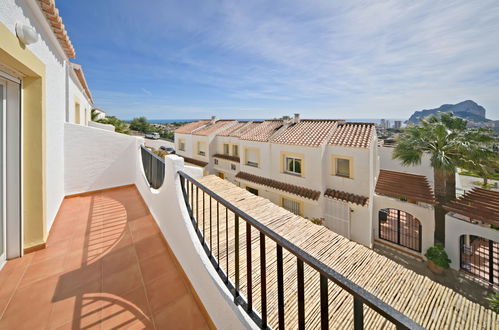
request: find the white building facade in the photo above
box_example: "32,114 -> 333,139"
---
175,116 -> 438,252
0,0 -> 96,261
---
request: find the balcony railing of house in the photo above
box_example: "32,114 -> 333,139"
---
140,145 -> 165,189
178,171 -> 422,330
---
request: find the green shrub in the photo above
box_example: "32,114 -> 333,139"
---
486,292 -> 499,313
425,243 -> 451,268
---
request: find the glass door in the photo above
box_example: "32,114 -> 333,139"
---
0,78 -> 5,267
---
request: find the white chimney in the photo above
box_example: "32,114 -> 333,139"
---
211,116 -> 217,124
294,113 -> 300,123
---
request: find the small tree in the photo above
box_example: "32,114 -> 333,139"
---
90,109 -> 99,121
97,116 -> 130,134
129,117 -> 151,133
486,292 -> 499,313
461,143 -> 498,186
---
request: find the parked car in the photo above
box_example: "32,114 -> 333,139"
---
160,146 -> 175,153
145,132 -> 160,140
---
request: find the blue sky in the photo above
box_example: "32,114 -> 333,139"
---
58,0 -> 499,120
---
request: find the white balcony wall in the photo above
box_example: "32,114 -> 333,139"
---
136,155 -> 254,329
64,125 -> 252,328
373,194 -> 435,255
88,121 -> 115,131
64,123 -> 142,195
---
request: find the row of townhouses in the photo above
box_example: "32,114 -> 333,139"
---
175,117 -> 498,289
174,115 -> 439,253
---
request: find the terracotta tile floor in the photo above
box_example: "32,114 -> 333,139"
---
0,186 -> 211,330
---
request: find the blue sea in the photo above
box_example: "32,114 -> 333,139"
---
148,118 -> 405,125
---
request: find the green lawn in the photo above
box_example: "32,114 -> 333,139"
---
459,170 -> 499,181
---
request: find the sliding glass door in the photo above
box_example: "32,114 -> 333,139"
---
0,78 -> 5,267
0,71 -> 22,265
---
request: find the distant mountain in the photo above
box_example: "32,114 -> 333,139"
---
407,100 -> 491,125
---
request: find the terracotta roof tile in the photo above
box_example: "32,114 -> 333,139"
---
229,122 -> 263,138
329,122 -> 375,148
213,154 -> 240,162
193,120 -> 238,136
271,120 -> 338,147
175,120 -> 210,134
239,121 -> 284,142
179,156 -> 208,167
217,122 -> 248,137
375,170 -> 436,204
444,188 -> 499,226
324,189 -> 369,206
37,0 -> 76,58
236,171 -> 321,200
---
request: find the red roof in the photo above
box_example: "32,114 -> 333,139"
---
375,170 -> 436,204
324,189 -> 369,206
271,120 -> 338,147
444,188 -> 499,226
236,171 -> 320,200
329,123 -> 375,148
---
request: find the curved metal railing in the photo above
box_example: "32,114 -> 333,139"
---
140,145 -> 165,189
178,170 -> 422,330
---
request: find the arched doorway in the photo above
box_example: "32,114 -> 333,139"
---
460,235 -> 498,286
378,209 -> 422,252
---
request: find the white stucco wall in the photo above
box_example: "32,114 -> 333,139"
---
63,126 -> 254,328
1,0 -> 70,231
68,70 -> 92,125
445,214 -> 499,270
350,204 -> 372,247
64,124 -> 142,195
379,146 -> 434,186
88,120 -> 115,131
326,145 -> 373,197
373,195 -> 435,255
135,155 -> 254,329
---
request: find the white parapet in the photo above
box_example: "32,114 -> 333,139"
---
88,120 -> 115,131
445,214 -> 499,270
135,154 -> 255,329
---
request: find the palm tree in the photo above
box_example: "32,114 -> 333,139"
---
393,113 -> 495,244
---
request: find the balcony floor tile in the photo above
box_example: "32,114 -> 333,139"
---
0,185 -> 211,329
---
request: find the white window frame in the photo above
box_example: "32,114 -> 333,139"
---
284,156 -> 302,175
334,156 -> 351,178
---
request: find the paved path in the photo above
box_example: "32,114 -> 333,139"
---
457,174 -> 499,193
374,243 -> 496,308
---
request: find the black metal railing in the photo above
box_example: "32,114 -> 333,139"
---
140,145 -> 165,189
178,171 -> 422,330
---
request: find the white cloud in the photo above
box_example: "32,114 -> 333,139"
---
93,0 -> 499,119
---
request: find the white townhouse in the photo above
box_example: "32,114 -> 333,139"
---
68,62 -> 93,125
175,115 -> 439,253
